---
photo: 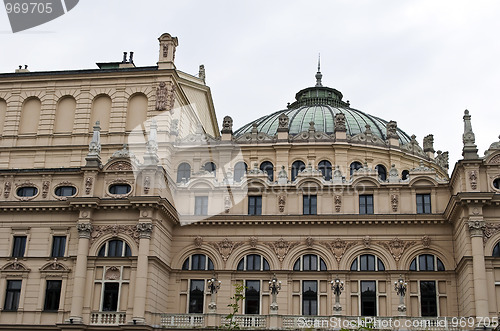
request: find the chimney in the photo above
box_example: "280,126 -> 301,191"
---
122,52 -> 128,63
129,52 -> 134,64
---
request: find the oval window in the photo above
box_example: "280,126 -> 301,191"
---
109,184 -> 131,195
16,186 -> 38,197
494,178 -> 500,190
55,186 -> 77,197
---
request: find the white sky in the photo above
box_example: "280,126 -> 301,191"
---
1,0 -> 499,171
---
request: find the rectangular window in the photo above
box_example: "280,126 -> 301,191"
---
420,281 -> 437,317
194,196 -> 208,216
11,236 -> 27,257
303,195 -> 317,215
189,280 -> 204,313
361,281 -> 376,316
102,283 -> 119,311
4,280 -> 22,311
302,280 -> 317,315
44,280 -> 62,311
359,194 -> 374,214
245,280 -> 260,314
51,236 -> 66,257
248,196 -> 262,216
416,194 -> 431,214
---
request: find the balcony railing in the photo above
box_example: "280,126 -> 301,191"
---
160,314 -> 466,330
90,312 -> 126,325
160,314 -> 204,328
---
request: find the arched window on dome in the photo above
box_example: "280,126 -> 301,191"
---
98,239 -> 132,257
318,160 -> 332,181
375,164 -> 387,181
350,254 -> 385,271
350,161 -> 363,176
234,162 -> 247,182
237,254 -> 270,271
293,254 -> 327,271
177,163 -> 191,183
493,242 -> 500,257
203,162 -> 216,173
402,170 -> 410,180
291,160 -> 306,181
182,254 -> 214,270
409,254 -> 445,271
260,161 -> 274,182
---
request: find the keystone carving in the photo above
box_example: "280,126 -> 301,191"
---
380,238 -> 416,265
321,239 -> 356,262
249,237 -> 258,248
265,238 -> 299,267
421,235 -> 431,248
194,236 -> 203,248
210,238 -> 243,263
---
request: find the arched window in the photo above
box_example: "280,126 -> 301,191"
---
237,254 -> 270,271
409,254 -> 445,271
182,254 -> 214,270
493,242 -> 500,256
350,161 -> 363,176
318,160 -> 332,181
350,254 -> 385,271
402,170 -> 410,180
375,164 -> 387,181
98,240 -> 132,257
203,162 -> 216,173
177,163 -> 191,183
260,161 -> 274,182
233,162 -> 247,182
291,160 -> 306,181
293,254 -> 327,271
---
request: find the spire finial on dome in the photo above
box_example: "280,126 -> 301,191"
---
315,53 -> 323,87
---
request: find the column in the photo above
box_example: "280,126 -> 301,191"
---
131,222 -> 153,324
68,221 -> 92,324
468,219 -> 489,317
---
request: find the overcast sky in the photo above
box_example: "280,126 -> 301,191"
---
1,0 -> 499,171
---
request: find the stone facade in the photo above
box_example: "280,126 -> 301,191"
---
0,33 -> 499,330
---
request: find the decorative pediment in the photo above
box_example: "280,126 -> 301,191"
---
349,131 -> 386,145
400,135 -> 426,157
40,259 -> 70,273
176,132 -> 219,145
234,132 -> 276,144
291,130 -> 333,142
106,161 -> 134,172
1,259 -> 30,272
485,152 -> 500,165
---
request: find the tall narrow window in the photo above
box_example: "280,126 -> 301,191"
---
291,161 -> 305,181
375,164 -> 387,181
420,281 -> 437,317
102,283 -> 119,311
260,161 -> 274,182
359,194 -> 374,214
195,196 -> 208,215
416,194 -> 431,214
189,280 -> 205,313
51,236 -> 66,257
248,196 -> 262,215
12,236 -> 27,257
350,161 -> 363,176
245,280 -> 260,314
361,281 -> 376,316
234,162 -> 247,182
303,195 -> 317,215
44,280 -> 62,311
4,280 -> 22,311
302,280 -> 317,315
318,160 -> 332,181
402,170 -> 410,180
177,163 -> 191,183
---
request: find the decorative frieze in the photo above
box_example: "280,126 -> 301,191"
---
379,238 -> 416,264
143,176 -> 151,194
90,224 -> 140,245
278,194 -> 286,213
321,238 -> 356,262
108,161 -> 133,171
265,238 -> 299,266
155,81 -> 176,111
334,195 -> 341,212
85,177 -> 93,195
391,194 -> 399,212
4,181 -> 11,198
210,238 -> 243,263
483,223 -> 500,243
42,180 -> 50,198
469,170 -> 478,190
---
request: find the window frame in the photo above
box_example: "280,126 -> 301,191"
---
182,254 -> 214,271
291,160 -> 306,181
360,280 -> 377,316
233,162 -> 247,182
51,235 -> 66,258
194,196 -> 209,216
3,280 -> 22,311
244,280 -> 261,314
189,279 -> 205,313
293,254 -> 327,271
11,236 -> 27,258
177,162 -> 191,183
359,194 -> 374,215
409,254 -> 445,271
303,195 -> 317,215
416,193 -> 431,214
248,196 -> 262,216
420,280 -> 438,317
43,280 -> 62,311
318,160 -> 332,181
350,254 -> 385,271
259,161 -> 274,182
237,254 -> 270,271
97,239 -> 132,257
302,280 -> 318,316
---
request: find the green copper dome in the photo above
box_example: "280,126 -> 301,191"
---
234,69 -> 411,145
